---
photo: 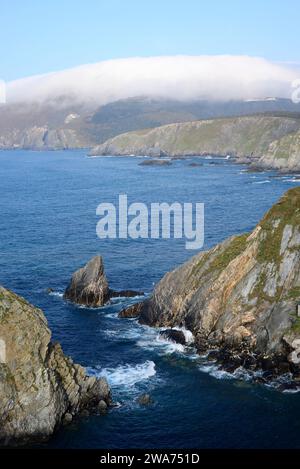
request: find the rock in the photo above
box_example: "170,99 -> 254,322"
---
110,289 -> 144,298
64,255 -> 110,307
97,400 -> 108,413
118,302 -> 144,318
160,329 -> 186,345
0,286 -> 111,445
63,413 -> 73,425
46,287 -> 54,294
136,188 -> 300,378
64,256 -> 144,307
137,394 -> 153,406
139,159 -> 172,166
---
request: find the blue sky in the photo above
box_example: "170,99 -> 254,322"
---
1,0 -> 299,81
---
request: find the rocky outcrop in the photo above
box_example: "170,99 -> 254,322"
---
122,188 -> 300,381
64,256 -> 144,307
90,116 -> 300,171
0,286 -> 111,445
160,329 -> 186,345
64,256 -> 110,307
118,302 -> 144,318
139,159 -> 172,166
253,129 -> 300,172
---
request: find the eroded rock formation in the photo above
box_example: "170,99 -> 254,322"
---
64,255 -> 144,307
0,286 -> 111,444
121,188 -> 300,380
64,256 -> 110,307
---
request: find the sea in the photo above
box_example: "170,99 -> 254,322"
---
1,149 -> 300,448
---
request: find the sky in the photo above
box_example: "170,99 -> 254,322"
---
1,0 -> 300,82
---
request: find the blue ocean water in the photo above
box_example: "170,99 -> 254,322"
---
1,149 -> 300,448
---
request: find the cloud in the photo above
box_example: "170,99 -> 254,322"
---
6,55 -> 300,107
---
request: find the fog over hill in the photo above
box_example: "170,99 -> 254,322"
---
1,56 -> 300,150
6,56 -> 299,106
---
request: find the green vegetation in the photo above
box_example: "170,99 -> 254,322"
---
257,187 -> 300,264
190,234 -> 249,285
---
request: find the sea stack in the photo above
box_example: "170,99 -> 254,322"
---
64,255 -> 110,307
0,286 -> 111,445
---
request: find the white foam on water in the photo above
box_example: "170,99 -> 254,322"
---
282,388 -> 300,394
198,363 -> 260,383
89,360 -> 156,388
253,180 -> 271,184
137,330 -> 186,354
49,291 -> 64,298
285,178 -> 300,183
173,327 -> 195,345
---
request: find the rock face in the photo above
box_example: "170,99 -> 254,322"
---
160,329 -> 186,345
118,302 -> 144,318
126,188 -> 300,378
64,256 -> 110,307
0,286 -> 111,444
90,116 -> 300,171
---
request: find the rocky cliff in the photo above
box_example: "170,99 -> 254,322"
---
0,286 -> 111,445
125,188 -> 300,383
90,115 -> 300,171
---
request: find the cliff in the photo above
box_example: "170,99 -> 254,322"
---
0,286 -> 111,445
126,188 -> 300,382
90,116 -> 300,171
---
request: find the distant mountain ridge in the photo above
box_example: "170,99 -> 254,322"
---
1,97 -> 300,150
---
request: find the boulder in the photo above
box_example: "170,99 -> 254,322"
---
160,329 -> 186,345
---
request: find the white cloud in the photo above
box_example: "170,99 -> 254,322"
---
6,55 -> 300,107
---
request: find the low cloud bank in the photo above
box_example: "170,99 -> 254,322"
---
6,55 -> 299,107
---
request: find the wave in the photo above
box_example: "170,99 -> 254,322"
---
88,360 -> 156,388
173,327 -> 194,344
199,363 -> 258,382
137,333 -> 186,354
49,291 -> 64,298
252,180 -> 271,184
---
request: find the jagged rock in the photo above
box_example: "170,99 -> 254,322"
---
136,188 -> 300,377
64,256 -> 144,307
64,256 -> 110,307
118,302 -> 144,318
160,329 -> 186,345
0,286 -> 111,445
